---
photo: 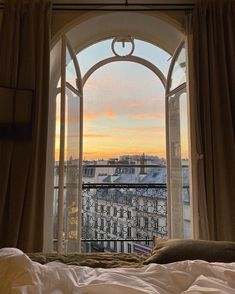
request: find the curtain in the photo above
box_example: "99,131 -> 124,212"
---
188,0 -> 235,240
0,0 -> 51,252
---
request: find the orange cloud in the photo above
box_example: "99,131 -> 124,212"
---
133,113 -> 165,120
111,125 -> 165,134
83,109 -> 118,121
84,111 -> 98,121
105,109 -> 116,118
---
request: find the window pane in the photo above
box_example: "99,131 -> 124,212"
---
53,92 -> 61,251
167,87 -> 191,238
180,92 -> 191,239
134,39 -> 170,77
77,39 -> 114,76
54,92 -> 61,165
169,45 -> 186,91
63,86 -> 80,252
66,47 -> 77,89
77,38 -> 170,78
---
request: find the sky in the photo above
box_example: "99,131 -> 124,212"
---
55,38 -> 189,161
83,60 -> 167,160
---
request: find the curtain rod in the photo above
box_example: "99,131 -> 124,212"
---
0,3 -> 194,11
52,3 -> 194,11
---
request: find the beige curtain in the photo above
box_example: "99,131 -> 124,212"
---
188,0 -> 235,240
0,0 -> 51,252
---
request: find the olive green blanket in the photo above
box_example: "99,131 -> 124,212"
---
27,252 -> 149,268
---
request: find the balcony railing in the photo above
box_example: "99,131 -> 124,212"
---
53,163 -> 190,253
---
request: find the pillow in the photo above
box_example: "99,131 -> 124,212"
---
143,239 -> 235,264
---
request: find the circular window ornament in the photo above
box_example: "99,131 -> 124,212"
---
111,36 -> 135,57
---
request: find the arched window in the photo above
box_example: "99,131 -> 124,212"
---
48,16 -> 191,254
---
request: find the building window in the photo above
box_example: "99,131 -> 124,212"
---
136,232 -> 141,239
113,241 -> 117,252
128,244 -> 132,253
119,225 -> 124,238
127,211 -> 131,219
120,241 -> 124,252
106,221 -> 111,233
86,198 -> 90,211
136,217 -> 140,227
113,222 -> 117,235
155,218 -> 159,231
127,227 -> 132,238
95,220 -> 98,229
143,200 -> 148,212
144,217 -> 148,229
120,208 -> 124,218
100,219 -> 104,231
113,207 -> 117,216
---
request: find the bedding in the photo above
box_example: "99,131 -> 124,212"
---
27,251 -> 147,268
144,239 -> 235,265
1,248 -> 235,293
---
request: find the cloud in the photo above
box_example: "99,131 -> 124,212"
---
83,109 -> 118,121
111,125 -> 165,134
105,109 -> 116,118
133,113 -> 165,120
84,111 -> 98,121
84,134 -> 112,138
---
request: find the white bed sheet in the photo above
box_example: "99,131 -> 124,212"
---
0,248 -> 235,294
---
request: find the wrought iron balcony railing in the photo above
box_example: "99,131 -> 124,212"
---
53,163 -> 190,253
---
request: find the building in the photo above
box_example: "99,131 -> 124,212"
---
54,155 -> 190,253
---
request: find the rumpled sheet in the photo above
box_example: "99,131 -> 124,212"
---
1,248 -> 235,294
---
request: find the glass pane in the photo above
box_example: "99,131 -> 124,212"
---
53,92 -> 61,252
77,39 -> 114,77
180,92 -> 191,239
134,39 -> 171,77
63,86 -> 80,252
169,45 -> 186,91
77,38 -> 170,78
167,87 -> 191,239
66,47 -> 78,89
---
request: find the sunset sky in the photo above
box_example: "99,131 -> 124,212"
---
55,39 -> 189,161
82,61 -> 166,160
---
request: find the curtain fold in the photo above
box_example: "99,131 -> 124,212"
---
0,0 -> 51,252
189,0 -> 235,240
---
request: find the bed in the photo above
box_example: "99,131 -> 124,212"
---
1,239 -> 235,293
